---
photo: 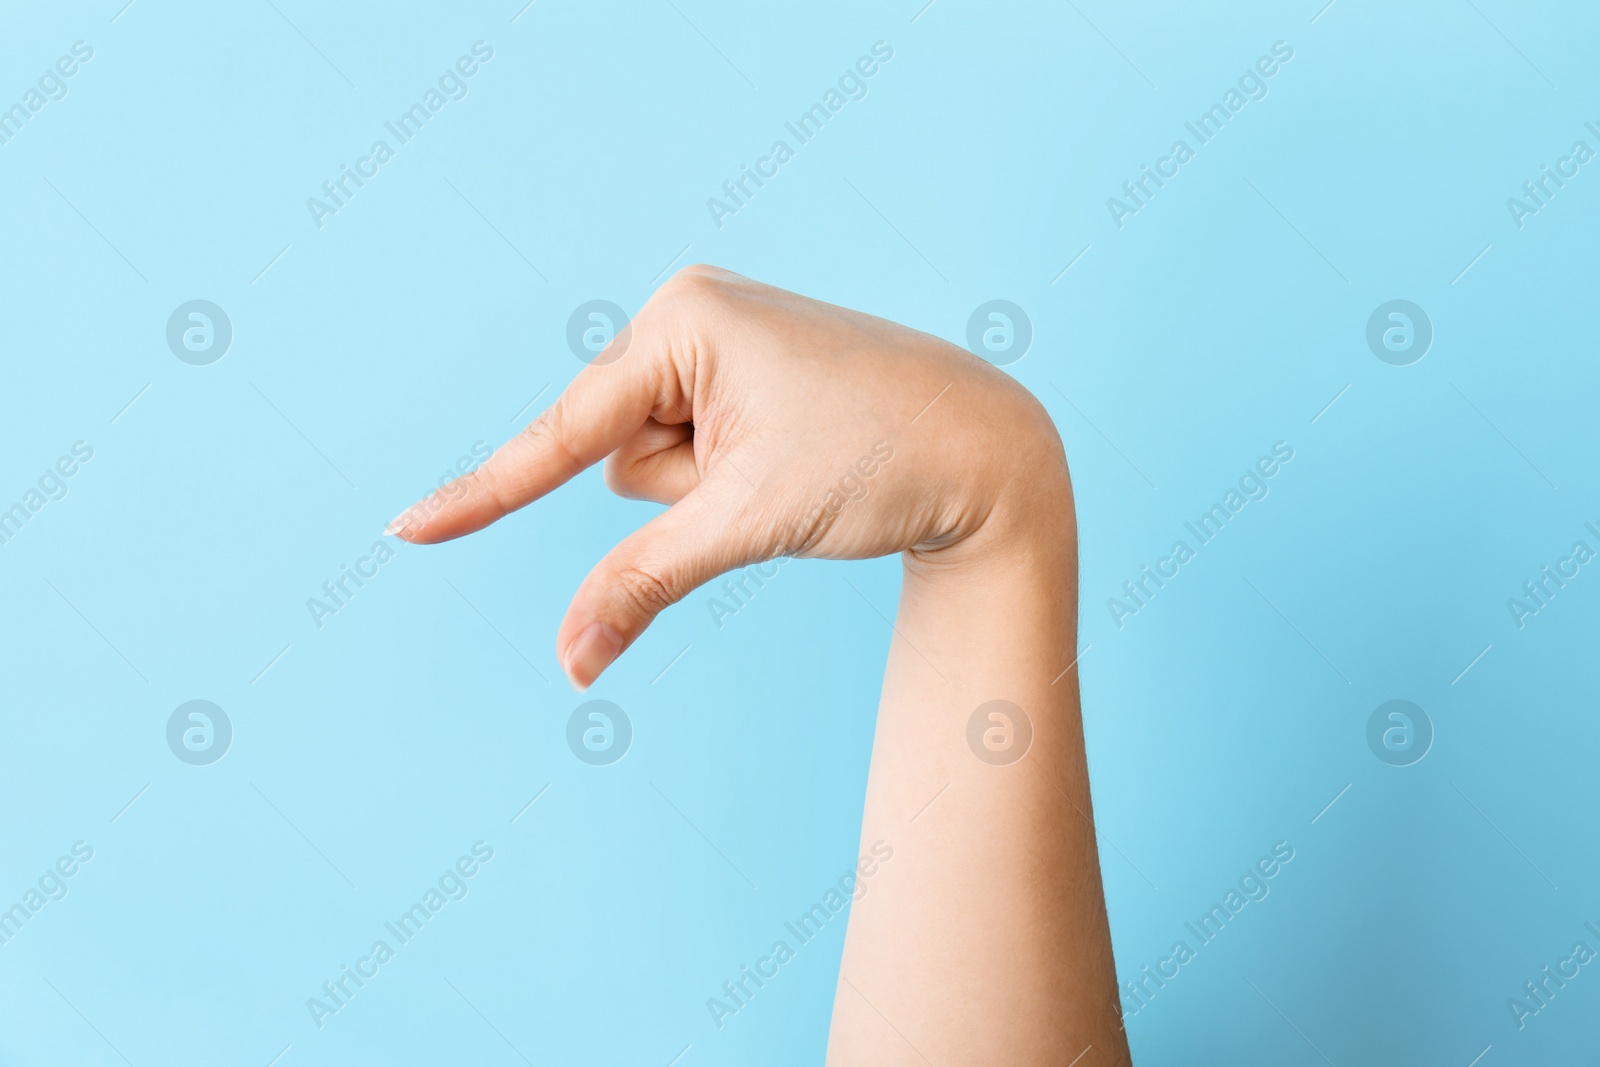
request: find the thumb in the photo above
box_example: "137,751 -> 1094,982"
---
558,488 -> 751,691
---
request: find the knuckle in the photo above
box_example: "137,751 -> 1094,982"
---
518,408 -> 558,449
608,560 -> 679,617
661,265 -> 727,305
1009,391 -> 1068,468
520,407 -> 583,478
676,262 -> 728,283
455,463 -> 514,518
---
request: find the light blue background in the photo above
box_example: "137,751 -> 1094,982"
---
2,1 -> 1597,1064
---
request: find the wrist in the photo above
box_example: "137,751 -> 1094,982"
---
909,454 -> 1075,585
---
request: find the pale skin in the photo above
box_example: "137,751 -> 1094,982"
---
390,266 -> 1131,1065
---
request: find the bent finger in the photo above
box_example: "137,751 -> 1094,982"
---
603,419 -> 698,504
389,321 -> 676,543
558,486 -> 750,690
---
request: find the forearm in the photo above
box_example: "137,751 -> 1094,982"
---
389,267 -> 1126,1060
827,475 -> 1130,1065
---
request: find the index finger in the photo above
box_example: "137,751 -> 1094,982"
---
387,321 -> 669,544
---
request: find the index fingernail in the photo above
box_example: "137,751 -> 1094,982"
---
385,508 -> 421,539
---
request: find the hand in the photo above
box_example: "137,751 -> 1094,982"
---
390,267 -> 1127,1065
388,264 -> 1070,689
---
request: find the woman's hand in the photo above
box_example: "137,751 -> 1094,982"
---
390,267 -> 1127,1065
389,264 -> 1069,691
